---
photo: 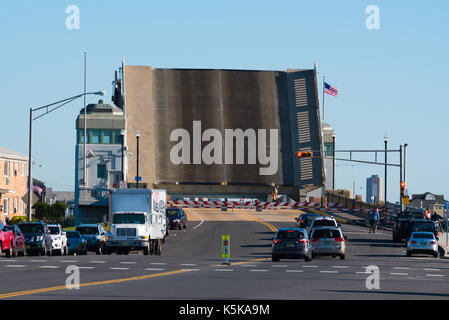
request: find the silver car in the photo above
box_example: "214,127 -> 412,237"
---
406,232 -> 438,258
310,227 -> 346,259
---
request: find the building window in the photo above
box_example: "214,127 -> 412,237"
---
324,142 -> 334,156
4,160 -> 10,176
3,198 -> 8,215
20,199 -> 24,213
97,164 -> 107,179
103,130 -> 112,144
92,130 -> 101,144
21,162 -> 25,176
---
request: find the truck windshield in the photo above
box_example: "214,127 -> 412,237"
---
112,213 -> 145,224
49,226 -> 60,235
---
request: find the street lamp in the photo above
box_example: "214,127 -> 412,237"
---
120,129 -> 126,182
384,135 -> 388,211
27,91 -> 104,222
136,130 -> 140,189
332,133 -> 336,190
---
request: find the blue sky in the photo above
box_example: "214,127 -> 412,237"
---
1,1 -> 448,203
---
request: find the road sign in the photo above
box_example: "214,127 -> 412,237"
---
402,195 -> 409,205
222,235 -> 230,260
135,176 -> 142,182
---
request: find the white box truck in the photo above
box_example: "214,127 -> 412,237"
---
106,188 -> 167,255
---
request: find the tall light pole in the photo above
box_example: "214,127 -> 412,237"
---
27,91 -> 104,222
121,129 -> 126,182
136,130 -> 140,189
384,135 -> 388,211
332,133 -> 336,190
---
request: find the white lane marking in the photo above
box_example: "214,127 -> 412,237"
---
355,271 -> 368,274
320,271 -> 338,274
78,267 -> 95,269
240,264 -> 258,267
120,262 -> 136,265
250,269 -> 269,272
109,267 -> 130,270
180,264 -> 197,266
215,269 -> 234,272
90,261 -> 107,264
145,268 -> 165,271
424,268 -> 441,271
4,265 -> 26,268
302,265 -> 318,268
393,267 -> 409,270
150,263 -> 167,265
390,273 -> 408,276
285,270 -> 304,273
271,265 -> 287,268
425,274 -> 444,277
192,212 -> 204,229
60,260 -> 78,263
40,266 -> 60,269
30,260 -> 47,263
0,260 -> 17,262
332,266 -> 348,269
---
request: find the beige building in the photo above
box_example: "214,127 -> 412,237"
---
0,146 -> 28,222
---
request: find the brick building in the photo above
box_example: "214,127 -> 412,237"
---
0,146 -> 28,222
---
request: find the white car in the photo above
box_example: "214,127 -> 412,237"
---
406,231 -> 439,258
48,224 -> 68,255
307,216 -> 338,237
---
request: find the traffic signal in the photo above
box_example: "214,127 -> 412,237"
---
297,151 -> 313,158
400,181 -> 406,197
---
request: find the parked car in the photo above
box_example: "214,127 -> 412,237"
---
48,224 -> 68,255
272,228 -> 312,262
2,225 -> 26,257
75,224 -> 106,254
406,231 -> 438,258
310,227 -> 346,259
295,213 -> 321,229
18,222 -> 52,256
0,224 -> 15,258
166,207 -> 187,230
66,231 -> 87,255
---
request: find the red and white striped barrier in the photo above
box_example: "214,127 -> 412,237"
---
167,200 -> 321,209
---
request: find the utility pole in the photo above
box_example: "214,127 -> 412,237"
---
384,135 -> 388,211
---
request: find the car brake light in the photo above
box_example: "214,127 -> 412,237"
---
334,237 -> 344,242
287,230 -> 294,232
430,241 -> 436,244
298,239 -> 308,244
273,239 -> 282,244
436,232 -> 439,236
301,220 -> 304,223
311,238 -> 320,242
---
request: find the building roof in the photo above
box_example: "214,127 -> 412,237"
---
411,192 -> 446,203
0,146 -> 27,161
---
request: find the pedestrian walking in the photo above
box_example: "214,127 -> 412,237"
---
369,208 -> 380,233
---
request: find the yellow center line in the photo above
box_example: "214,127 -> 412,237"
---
237,210 -> 278,233
0,269 -> 191,299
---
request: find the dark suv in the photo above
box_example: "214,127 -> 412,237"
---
411,219 -> 439,240
18,222 -> 52,256
166,208 -> 187,230
393,211 -> 426,243
75,224 -> 106,254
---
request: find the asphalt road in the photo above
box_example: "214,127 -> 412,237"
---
1,209 -> 449,300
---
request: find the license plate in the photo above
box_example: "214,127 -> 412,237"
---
420,242 -> 427,245
26,245 -> 31,249
123,242 -> 128,245
287,243 -> 295,248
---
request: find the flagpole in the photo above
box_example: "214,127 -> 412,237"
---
322,76 -> 325,123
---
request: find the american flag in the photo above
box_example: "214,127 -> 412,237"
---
33,184 -> 43,197
324,82 -> 338,97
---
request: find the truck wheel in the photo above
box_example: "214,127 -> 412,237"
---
5,243 -> 12,258
157,240 -> 162,255
150,241 -> 155,255
143,243 -> 150,255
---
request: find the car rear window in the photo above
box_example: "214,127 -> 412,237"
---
412,223 -> 435,232
412,233 -> 434,239
313,220 -> 337,227
276,230 -> 304,240
312,229 -> 341,239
